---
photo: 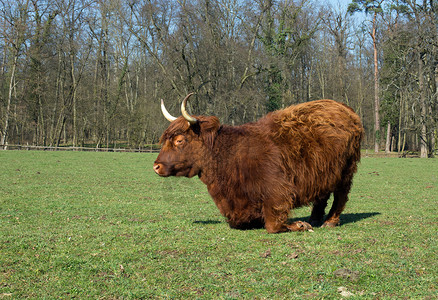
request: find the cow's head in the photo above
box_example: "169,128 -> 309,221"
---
153,93 -> 220,177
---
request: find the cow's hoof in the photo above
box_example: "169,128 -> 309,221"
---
321,220 -> 340,228
309,219 -> 323,227
288,221 -> 313,232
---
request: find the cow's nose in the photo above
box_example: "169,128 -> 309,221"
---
153,163 -> 162,174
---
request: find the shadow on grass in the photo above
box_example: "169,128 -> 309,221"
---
194,212 -> 380,230
193,220 -> 222,225
193,219 -> 263,230
289,212 -> 381,227
339,212 -> 381,225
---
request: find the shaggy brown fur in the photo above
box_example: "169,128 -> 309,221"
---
154,99 -> 364,233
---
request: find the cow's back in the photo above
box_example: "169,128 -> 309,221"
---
265,100 -> 364,206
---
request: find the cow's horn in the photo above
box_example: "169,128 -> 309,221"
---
181,93 -> 197,124
160,99 -> 177,122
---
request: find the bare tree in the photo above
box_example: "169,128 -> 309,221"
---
323,4 -> 353,104
0,0 -> 30,148
349,0 -> 384,153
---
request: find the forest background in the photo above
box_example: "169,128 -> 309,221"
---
0,0 -> 437,157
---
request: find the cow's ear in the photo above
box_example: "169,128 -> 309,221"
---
198,116 -> 220,149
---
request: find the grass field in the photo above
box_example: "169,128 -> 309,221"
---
0,151 -> 437,299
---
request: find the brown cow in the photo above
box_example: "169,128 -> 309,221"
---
153,93 -> 364,233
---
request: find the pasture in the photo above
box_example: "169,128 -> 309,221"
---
0,151 -> 436,298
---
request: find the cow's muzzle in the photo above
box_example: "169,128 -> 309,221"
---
153,162 -> 167,176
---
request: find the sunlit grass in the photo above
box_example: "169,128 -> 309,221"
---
0,151 -> 436,298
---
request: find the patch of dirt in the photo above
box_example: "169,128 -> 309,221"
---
333,268 -> 360,282
260,249 -> 271,258
286,252 -> 299,259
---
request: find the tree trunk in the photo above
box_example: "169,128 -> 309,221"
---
397,91 -> 403,153
372,11 -> 380,153
385,121 -> 391,153
418,54 -> 428,158
401,132 -> 406,154
70,51 -> 77,148
1,54 -> 18,149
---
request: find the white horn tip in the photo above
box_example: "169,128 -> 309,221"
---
160,99 -> 177,122
181,93 -> 197,124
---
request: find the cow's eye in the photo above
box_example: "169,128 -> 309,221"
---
173,135 -> 185,147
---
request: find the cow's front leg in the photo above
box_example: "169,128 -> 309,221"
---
263,199 -> 314,233
287,221 -> 313,232
263,193 -> 314,233
264,216 -> 313,233
262,207 -> 287,233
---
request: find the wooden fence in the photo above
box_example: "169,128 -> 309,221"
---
0,144 -> 160,153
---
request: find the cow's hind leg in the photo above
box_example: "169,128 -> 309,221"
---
323,189 -> 348,227
323,159 -> 358,228
309,193 -> 330,227
323,176 -> 354,227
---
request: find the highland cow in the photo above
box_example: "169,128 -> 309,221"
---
153,93 -> 364,233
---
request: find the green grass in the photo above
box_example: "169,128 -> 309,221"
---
0,151 -> 437,299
